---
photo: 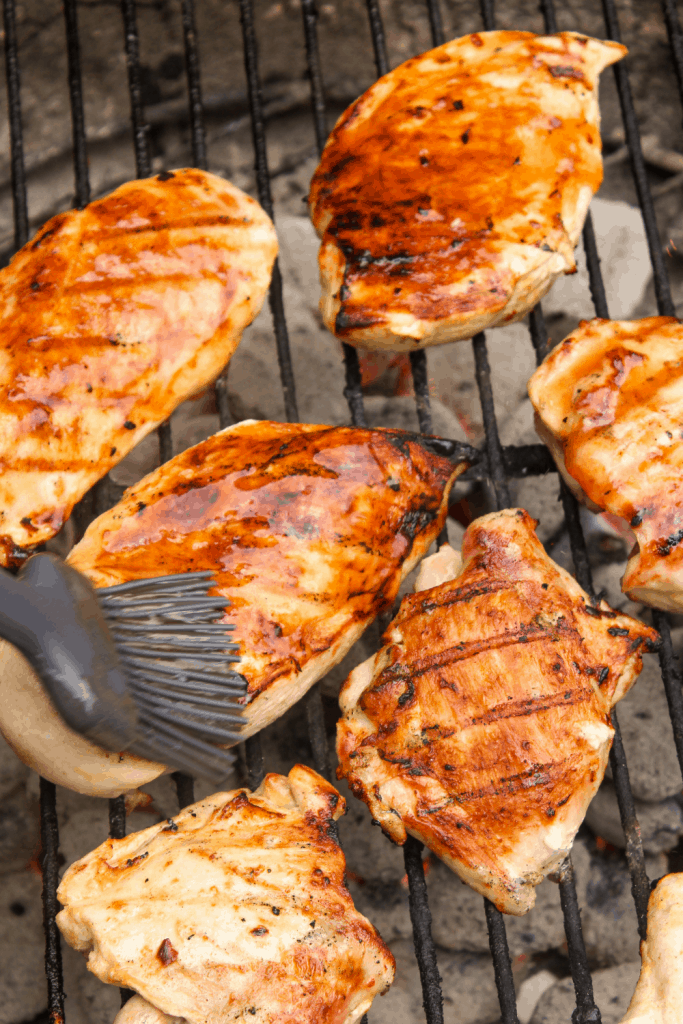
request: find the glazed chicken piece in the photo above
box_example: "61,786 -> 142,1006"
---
309,31 -> 625,352
67,419 -> 469,743
529,316 -> 683,612
0,168 -> 277,565
56,765 -> 395,1024
337,509 -> 657,915
618,873 -> 683,1024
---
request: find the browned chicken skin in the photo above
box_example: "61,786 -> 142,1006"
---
529,316 -> 683,612
309,31 -> 625,351
337,509 -> 657,915
0,168 -> 277,565
56,765 -> 395,1024
67,419 -> 468,738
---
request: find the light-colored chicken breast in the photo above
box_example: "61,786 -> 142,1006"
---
336,509 -> 657,915
0,168 -> 277,566
309,31 -> 625,352
67,419 -> 468,746
618,873 -> 683,1024
56,765 -> 395,1024
528,316 -> 683,612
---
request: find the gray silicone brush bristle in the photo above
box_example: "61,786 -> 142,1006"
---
97,571 -> 246,782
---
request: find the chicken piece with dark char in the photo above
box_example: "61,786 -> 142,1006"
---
337,509 -> 658,915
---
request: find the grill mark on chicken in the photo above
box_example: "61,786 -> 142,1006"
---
337,508 -> 657,915
0,168 -> 277,565
413,576 -> 511,612
374,619 -> 568,686
68,420 -> 467,738
448,759 -> 566,805
468,686 -> 595,726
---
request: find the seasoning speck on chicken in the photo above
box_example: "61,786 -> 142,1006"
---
67,419 -> 469,742
0,168 -> 277,566
309,31 -> 625,352
56,765 -> 395,1024
529,316 -> 683,613
337,509 -> 658,915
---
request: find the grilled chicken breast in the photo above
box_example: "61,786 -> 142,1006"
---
336,509 -> 657,915
529,316 -> 683,612
67,419 -> 468,742
309,31 -> 625,352
56,765 -> 395,1024
619,874 -> 683,1024
0,168 -> 277,565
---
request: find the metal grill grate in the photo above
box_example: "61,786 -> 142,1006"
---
2,1 -> 683,1022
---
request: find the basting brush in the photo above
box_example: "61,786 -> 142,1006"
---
0,553 -> 245,782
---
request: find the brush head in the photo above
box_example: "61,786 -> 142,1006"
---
97,571 -> 246,783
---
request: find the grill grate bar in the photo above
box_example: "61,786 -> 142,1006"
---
542,0 -> 653,958
652,609 -> 683,782
109,794 -> 127,840
173,771 -> 196,810
661,0 -> 683,115
2,10 -> 68,1021
557,857 -> 601,1024
425,0 -> 445,48
297,3 -> 368,432
470,321 -> 521,1024
120,0 -> 152,179
108,795 -> 133,1007
601,0 -> 676,318
404,836 -> 444,1024
466,5 -> 520,992
2,0 -> 28,248
180,0 -> 208,171
581,212 -> 610,320
300,0 -> 328,156
484,899 -> 520,1024
119,0 -> 172,463
410,350 -> 434,435
471,332 -> 512,509
478,3 -> 611,1022
528,305 -> 550,363
63,0 -> 90,208
238,0 -> 298,425
342,344 -> 368,427
538,0 -> 558,34
356,6 -> 449,1022
364,0 -> 390,77
40,779 -> 65,1024
609,710 -> 650,938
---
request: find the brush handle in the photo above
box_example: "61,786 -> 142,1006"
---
0,554 -> 138,752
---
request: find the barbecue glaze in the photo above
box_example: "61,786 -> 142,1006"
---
529,316 -> 683,612
68,419 -> 468,738
310,30 -> 625,351
337,509 -> 657,914
0,168 -> 276,565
